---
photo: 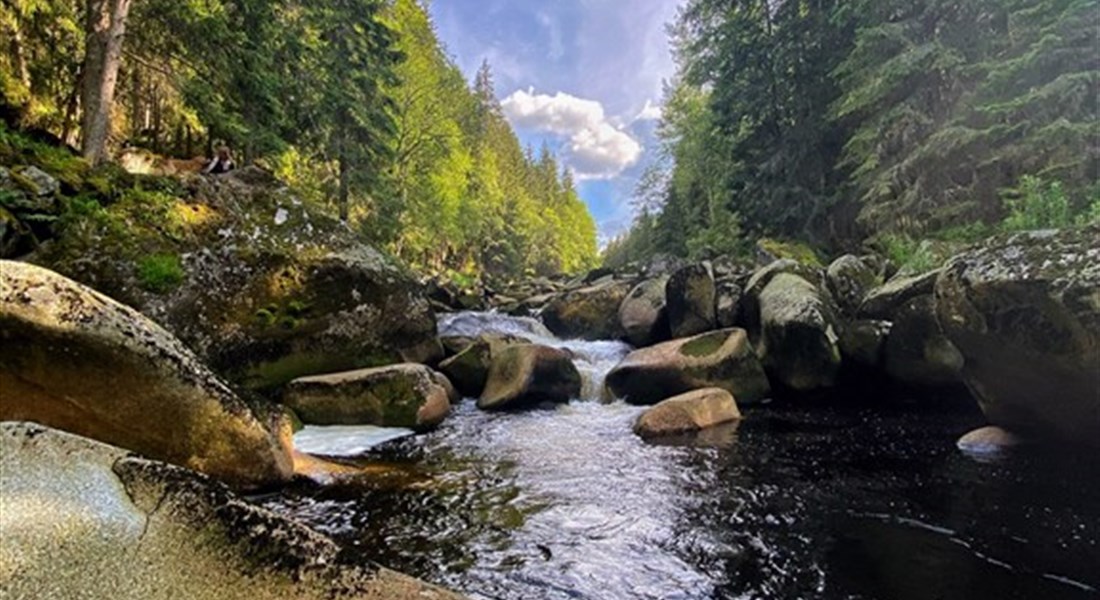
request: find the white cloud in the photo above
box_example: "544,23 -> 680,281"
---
635,99 -> 662,122
502,88 -> 643,179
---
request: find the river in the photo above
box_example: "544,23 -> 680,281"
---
258,312 -> 1100,600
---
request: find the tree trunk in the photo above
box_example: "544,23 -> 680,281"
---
338,145 -> 350,223
80,0 -> 132,165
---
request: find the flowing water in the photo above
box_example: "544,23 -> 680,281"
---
261,312 -> 1100,600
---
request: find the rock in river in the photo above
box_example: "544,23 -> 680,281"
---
618,276 -> 670,347
284,364 -> 452,431
0,260 -> 292,489
666,263 -> 717,338
634,388 -> 742,439
478,344 -> 582,410
935,227 -> 1100,445
605,328 -> 771,406
541,279 -> 633,341
0,422 -> 465,600
756,272 -> 842,391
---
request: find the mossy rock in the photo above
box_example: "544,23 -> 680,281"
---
756,273 -> 842,392
755,238 -> 824,268
541,280 -> 633,341
478,344 -> 582,410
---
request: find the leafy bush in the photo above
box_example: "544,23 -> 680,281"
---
1002,176 -> 1072,232
877,233 -> 939,274
137,253 -> 185,293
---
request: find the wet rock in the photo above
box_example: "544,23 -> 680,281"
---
935,227 -> 1100,445
756,273 -> 842,391
957,426 -> 1024,454
540,280 -> 632,340
827,254 -> 883,316
606,328 -> 771,406
634,388 -> 741,439
478,344 -> 582,410
0,422 -> 465,600
439,339 -> 493,397
284,364 -> 451,431
0,261 -> 292,489
883,295 -> 963,386
618,276 -> 670,347
666,263 -> 717,338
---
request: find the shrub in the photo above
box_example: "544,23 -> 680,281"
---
1002,176 -> 1072,232
877,233 -> 939,274
137,253 -> 185,293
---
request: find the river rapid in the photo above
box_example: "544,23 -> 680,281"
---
259,312 -> 1100,600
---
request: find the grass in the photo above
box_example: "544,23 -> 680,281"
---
137,253 -> 185,293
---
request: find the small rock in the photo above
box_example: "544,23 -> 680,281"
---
957,426 -> 1023,454
634,388 -> 741,439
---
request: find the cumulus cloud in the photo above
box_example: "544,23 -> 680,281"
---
502,88 -> 643,179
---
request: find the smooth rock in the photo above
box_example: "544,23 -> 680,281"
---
618,276 -> 670,347
859,269 -> 942,319
0,260 -> 292,489
666,263 -> 716,338
0,422 -> 465,600
634,388 -> 741,439
284,364 -> 451,430
935,227 -> 1100,445
478,344 -> 582,410
956,425 -> 1023,454
606,328 -> 771,405
756,272 -> 842,391
540,280 -> 633,340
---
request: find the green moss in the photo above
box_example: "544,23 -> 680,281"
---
681,331 -> 728,357
243,350 -> 397,391
757,238 -> 823,267
137,253 -> 185,293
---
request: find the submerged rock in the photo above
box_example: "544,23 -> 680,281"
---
541,279 -> 633,340
935,227 -> 1100,445
756,273 -> 842,391
283,364 -> 451,431
0,260 -> 292,489
605,329 -> 771,406
618,276 -> 670,347
634,388 -> 741,439
0,422 -> 465,600
666,263 -> 716,338
478,344 -> 582,410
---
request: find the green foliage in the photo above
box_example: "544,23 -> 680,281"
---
1002,175 -> 1073,232
876,234 -> 939,275
137,253 -> 184,293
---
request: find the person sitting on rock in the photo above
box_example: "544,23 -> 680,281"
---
203,146 -> 235,175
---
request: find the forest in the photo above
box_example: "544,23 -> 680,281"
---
0,0 -> 599,280
604,0 -> 1098,270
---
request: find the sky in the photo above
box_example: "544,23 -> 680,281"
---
427,0 -> 683,246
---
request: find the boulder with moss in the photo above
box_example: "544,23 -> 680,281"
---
478,344 -> 582,410
283,364 -> 451,431
0,422 -> 466,600
935,227 -> 1100,445
34,167 -> 441,390
0,260 -> 293,489
540,279 -> 633,340
606,329 -> 771,405
826,254 -> 884,317
755,273 -> 842,391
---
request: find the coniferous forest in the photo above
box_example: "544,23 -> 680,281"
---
0,0 -> 598,280
604,0 -> 1098,269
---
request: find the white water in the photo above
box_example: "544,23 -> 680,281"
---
293,311 -> 632,457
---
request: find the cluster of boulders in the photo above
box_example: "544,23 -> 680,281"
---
0,165 -> 60,258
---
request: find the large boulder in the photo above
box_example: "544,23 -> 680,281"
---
283,364 -> 451,430
859,269 -> 942,320
666,263 -> 716,338
540,279 -> 633,340
633,388 -> 741,439
0,260 -> 292,489
34,167 -> 441,391
618,276 -> 670,347
826,254 -> 884,316
0,422 -> 465,600
883,295 -> 963,386
605,328 -> 771,406
478,344 -> 582,410
756,273 -> 842,391
935,227 -> 1100,445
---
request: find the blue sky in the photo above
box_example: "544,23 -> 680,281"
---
427,0 -> 683,245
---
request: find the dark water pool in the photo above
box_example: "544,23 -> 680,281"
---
259,397 -> 1100,600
